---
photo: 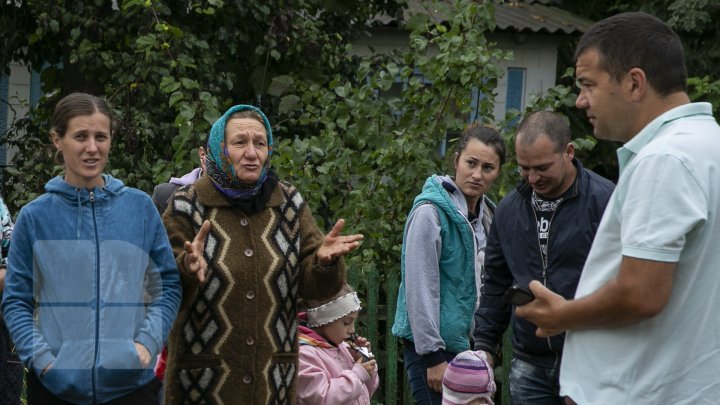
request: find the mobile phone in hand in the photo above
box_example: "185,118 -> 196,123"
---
502,285 -> 535,305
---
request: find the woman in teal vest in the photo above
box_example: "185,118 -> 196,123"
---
392,123 -> 506,405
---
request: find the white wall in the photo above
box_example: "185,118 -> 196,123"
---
5,29 -> 565,132
351,28 -> 564,122
5,62 -> 32,129
2,62 -> 32,166
490,32 -> 562,121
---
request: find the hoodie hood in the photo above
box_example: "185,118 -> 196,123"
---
44,174 -> 127,241
434,175 -> 472,217
45,174 -> 126,201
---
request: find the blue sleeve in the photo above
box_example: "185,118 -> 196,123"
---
134,202 -> 181,357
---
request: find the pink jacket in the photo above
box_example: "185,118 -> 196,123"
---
297,342 -> 379,404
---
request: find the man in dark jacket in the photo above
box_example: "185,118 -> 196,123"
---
472,111 -> 614,404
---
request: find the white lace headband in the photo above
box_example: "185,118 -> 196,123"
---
306,292 -> 361,327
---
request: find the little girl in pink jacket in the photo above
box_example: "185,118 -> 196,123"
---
297,284 -> 379,404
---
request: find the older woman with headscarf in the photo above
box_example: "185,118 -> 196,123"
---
161,105 -> 363,404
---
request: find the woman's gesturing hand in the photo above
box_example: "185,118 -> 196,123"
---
183,220 -> 212,282
316,219 -> 364,266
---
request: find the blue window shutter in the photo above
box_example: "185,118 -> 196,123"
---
30,69 -> 42,107
470,78 -> 492,123
506,67 -> 526,113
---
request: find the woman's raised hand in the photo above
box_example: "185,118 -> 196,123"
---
316,219 -> 363,266
183,220 -> 212,282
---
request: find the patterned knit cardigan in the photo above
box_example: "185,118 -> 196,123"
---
162,175 -> 346,404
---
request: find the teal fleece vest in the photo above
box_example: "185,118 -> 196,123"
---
392,176 -> 477,354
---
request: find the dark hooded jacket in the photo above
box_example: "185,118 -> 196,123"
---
473,158 -> 614,368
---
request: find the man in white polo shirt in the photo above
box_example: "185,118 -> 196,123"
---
515,11 -> 720,404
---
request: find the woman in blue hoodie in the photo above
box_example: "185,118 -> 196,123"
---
2,93 -> 182,404
392,124 -> 506,405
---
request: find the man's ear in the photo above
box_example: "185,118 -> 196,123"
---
564,142 -> 575,161
627,67 -> 648,101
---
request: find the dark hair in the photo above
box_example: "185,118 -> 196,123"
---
51,93 -> 115,164
455,123 -> 506,167
515,111 -> 571,153
575,12 -> 687,96
51,92 -> 116,138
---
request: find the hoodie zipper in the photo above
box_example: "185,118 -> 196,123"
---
89,190 -> 100,402
460,209 -> 480,293
528,198 -> 561,368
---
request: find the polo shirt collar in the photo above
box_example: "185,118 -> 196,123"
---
616,102 -> 713,173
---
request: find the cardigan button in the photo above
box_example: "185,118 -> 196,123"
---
246,290 -> 255,300
246,336 -> 255,346
240,218 -> 249,226
243,375 -> 252,384
244,248 -> 253,257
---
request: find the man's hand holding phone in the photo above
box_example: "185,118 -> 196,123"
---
515,280 -> 568,337
502,284 -> 535,306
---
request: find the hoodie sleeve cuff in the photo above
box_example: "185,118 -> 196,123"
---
473,340 -> 498,359
33,350 -> 55,377
421,350 -> 447,368
135,333 -> 159,358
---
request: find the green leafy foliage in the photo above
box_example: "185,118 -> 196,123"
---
0,1 -> 617,401
0,0 -> 593,286
2,0 -> 558,323
269,0 -> 518,286
0,0 -> 403,209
